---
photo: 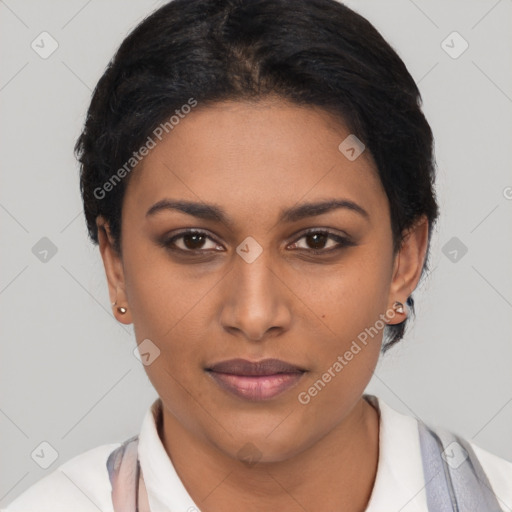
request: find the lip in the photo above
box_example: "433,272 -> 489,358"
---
206,358 -> 306,401
207,358 -> 306,376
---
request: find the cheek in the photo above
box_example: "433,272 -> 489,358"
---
307,248 -> 393,336
122,244 -> 203,338
293,261 -> 389,426
122,246 -> 217,390
295,245 -> 393,393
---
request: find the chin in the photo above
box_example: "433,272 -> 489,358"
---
206,419 -> 314,465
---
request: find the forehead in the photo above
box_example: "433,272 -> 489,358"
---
123,99 -> 387,223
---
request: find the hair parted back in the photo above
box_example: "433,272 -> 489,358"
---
76,0 -> 439,351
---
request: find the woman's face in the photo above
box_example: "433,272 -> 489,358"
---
98,98 -> 427,462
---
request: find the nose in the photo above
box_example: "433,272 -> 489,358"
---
219,246 -> 293,342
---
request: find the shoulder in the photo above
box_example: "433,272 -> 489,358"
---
468,439 -> 512,507
2,442 -> 121,512
421,419 -> 512,509
365,394 -> 512,510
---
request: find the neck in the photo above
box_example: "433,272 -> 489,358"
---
159,396 -> 379,512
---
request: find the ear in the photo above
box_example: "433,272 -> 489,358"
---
96,216 -> 133,325
386,215 -> 429,325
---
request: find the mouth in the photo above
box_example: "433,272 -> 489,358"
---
205,358 -> 307,401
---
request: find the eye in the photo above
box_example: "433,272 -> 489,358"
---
161,230 -> 223,253
288,229 -> 354,254
160,228 -> 354,257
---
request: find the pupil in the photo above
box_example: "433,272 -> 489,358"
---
184,233 -> 205,250
308,233 -> 327,249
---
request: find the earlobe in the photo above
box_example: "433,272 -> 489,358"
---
96,216 -> 133,325
386,215 -> 429,325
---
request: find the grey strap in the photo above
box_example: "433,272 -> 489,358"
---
419,420 -> 503,511
418,421 -> 457,511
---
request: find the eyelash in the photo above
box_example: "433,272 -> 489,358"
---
160,228 -> 355,256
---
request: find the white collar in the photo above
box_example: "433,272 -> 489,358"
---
364,394 -> 427,511
138,394 -> 428,511
137,399 -> 198,512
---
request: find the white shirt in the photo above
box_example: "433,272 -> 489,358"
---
3,394 -> 512,512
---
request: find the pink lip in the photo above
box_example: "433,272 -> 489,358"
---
207,357 -> 306,376
207,371 -> 305,401
205,358 -> 307,401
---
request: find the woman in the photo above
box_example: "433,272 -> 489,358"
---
5,0 -> 511,511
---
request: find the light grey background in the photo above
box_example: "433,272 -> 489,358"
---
1,0 -> 511,506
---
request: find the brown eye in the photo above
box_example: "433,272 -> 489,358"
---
304,232 -> 329,250
181,232 -> 207,250
289,229 -> 355,254
162,230 -> 222,253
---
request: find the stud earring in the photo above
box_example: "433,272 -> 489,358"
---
392,301 -> 405,314
111,300 -> 127,315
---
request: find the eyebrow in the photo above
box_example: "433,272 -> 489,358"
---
145,198 -> 369,226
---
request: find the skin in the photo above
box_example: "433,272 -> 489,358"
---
97,97 -> 429,512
